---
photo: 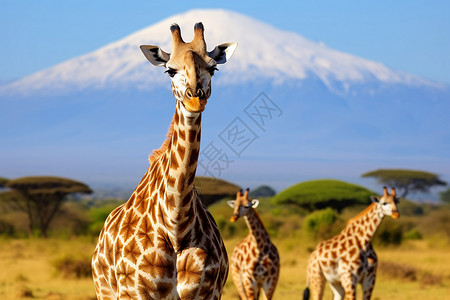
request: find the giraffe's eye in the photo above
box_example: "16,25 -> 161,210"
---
165,68 -> 177,78
208,66 -> 218,76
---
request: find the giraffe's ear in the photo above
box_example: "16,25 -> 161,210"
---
370,196 -> 380,203
208,42 -> 238,64
226,200 -> 235,208
251,199 -> 259,208
140,45 -> 170,67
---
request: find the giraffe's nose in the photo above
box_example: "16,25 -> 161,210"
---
196,88 -> 205,99
185,88 -> 194,98
185,87 -> 205,99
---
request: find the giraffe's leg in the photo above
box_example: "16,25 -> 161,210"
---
362,271 -> 377,300
261,268 -> 279,300
306,254 -> 325,300
308,270 -> 325,300
362,250 -> 378,300
328,282 -> 344,300
231,262 -> 247,300
241,274 -> 259,300
340,272 -> 357,300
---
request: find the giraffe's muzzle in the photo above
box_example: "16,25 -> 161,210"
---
183,96 -> 207,113
391,210 -> 400,219
230,213 -> 239,222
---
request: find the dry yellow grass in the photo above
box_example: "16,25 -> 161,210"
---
0,237 -> 96,300
222,238 -> 450,300
0,237 -> 448,299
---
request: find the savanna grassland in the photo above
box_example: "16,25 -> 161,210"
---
0,195 -> 449,299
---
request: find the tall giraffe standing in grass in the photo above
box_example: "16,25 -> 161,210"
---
303,187 -> 400,300
227,189 -> 280,300
91,22 -> 237,299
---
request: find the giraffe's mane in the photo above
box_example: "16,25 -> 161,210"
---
346,202 -> 377,226
148,117 -> 175,164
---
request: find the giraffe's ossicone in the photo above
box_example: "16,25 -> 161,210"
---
303,187 -> 400,300
227,189 -> 280,300
91,22 -> 237,299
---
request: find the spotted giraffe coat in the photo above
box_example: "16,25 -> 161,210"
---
92,103 -> 228,299
304,187 -> 400,300
228,190 -> 280,299
92,22 -> 237,300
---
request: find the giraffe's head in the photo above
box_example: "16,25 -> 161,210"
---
227,188 -> 259,222
140,23 -> 237,113
370,187 -> 400,219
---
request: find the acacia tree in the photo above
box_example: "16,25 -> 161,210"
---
273,179 -> 373,212
362,169 -> 447,198
2,176 -> 92,237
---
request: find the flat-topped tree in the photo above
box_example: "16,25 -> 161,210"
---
3,176 -> 92,237
362,169 -> 447,198
273,180 -> 373,212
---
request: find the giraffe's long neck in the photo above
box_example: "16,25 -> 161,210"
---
149,101 -> 202,248
344,203 -> 383,249
165,101 -> 201,202
244,209 -> 271,249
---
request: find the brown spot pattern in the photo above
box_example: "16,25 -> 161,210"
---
305,199 -> 388,299
92,95 -> 228,298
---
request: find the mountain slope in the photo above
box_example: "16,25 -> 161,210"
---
0,9 -> 440,97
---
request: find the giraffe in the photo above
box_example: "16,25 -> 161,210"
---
91,22 -> 237,299
303,187 -> 400,300
227,189 -> 280,300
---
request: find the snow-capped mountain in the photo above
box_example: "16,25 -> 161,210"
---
0,9 -> 449,192
0,9 -> 440,97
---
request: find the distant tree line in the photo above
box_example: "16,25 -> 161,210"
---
1,169 -> 449,239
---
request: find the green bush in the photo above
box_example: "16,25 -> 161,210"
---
404,228 -> 422,240
273,180 -> 374,212
303,208 -> 339,240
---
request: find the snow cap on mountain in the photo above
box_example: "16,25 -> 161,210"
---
0,9 -> 437,96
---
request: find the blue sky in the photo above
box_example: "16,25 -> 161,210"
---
1,0 -> 449,84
